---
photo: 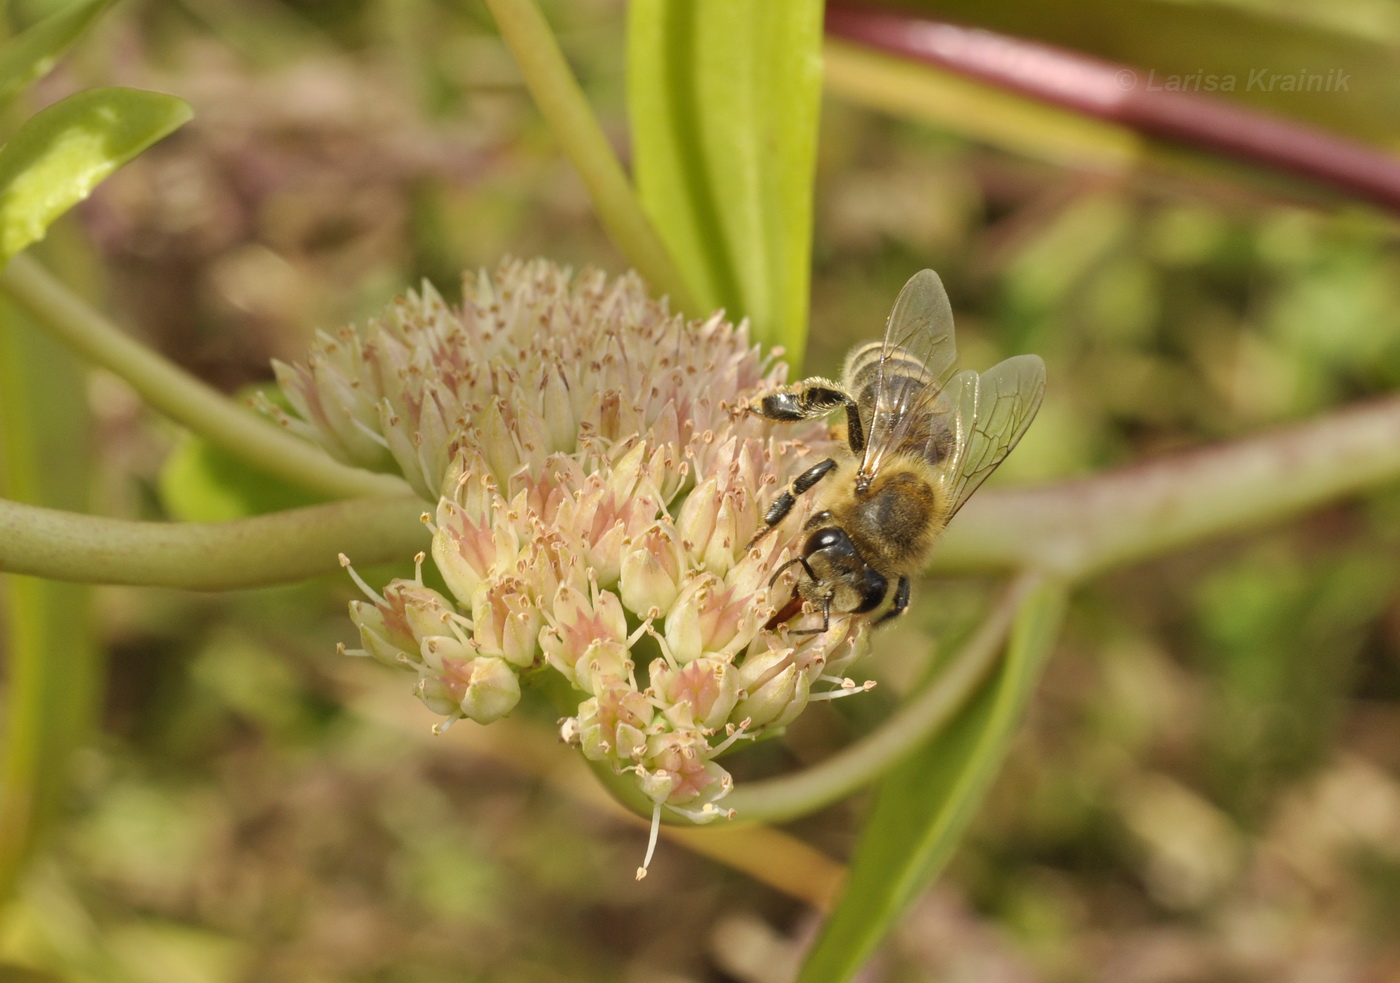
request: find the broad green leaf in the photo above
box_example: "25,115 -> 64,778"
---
796,578 -> 1068,983
0,294 -> 98,903
158,386 -> 326,522
0,0 -> 116,111
159,432 -> 326,523
0,87 -> 192,264
628,0 -> 822,355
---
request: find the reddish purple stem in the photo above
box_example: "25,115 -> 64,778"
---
825,3 -> 1400,213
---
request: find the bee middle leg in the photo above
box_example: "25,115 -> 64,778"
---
746,458 -> 838,550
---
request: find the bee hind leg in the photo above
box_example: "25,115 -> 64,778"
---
752,383 -> 866,456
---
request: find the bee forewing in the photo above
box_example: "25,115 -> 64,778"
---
855,270 -> 959,477
942,353 -> 1046,516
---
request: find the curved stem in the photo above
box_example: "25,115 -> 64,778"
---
483,0 -> 700,316
0,495 -> 427,589
933,393 -> 1400,577
825,4 -> 1400,214
0,254 -> 412,501
724,572 -> 1042,824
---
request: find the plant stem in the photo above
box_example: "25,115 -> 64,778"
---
0,495 -> 427,589
0,253 -> 412,501
6,394 -> 1398,589
482,0 -> 700,315
934,393 -> 1400,577
724,572 -> 1043,823
825,4 -> 1400,214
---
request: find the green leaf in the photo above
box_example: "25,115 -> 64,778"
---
0,86 -> 192,264
0,294 -> 99,903
158,386 -> 327,522
0,0 -> 116,111
796,578 -> 1068,983
627,0 -> 822,355
159,433 -> 327,523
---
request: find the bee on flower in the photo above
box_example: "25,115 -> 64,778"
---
276,260 -> 878,875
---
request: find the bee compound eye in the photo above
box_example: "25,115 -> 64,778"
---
804,528 -> 845,555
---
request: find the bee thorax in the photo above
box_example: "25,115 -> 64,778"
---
843,471 -> 942,574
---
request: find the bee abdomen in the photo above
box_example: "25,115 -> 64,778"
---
843,342 -> 931,395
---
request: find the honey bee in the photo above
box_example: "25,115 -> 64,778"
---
750,270 -> 1045,632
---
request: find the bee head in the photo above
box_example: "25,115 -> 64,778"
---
801,527 -> 889,615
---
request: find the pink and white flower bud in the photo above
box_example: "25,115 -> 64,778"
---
734,647 -> 812,730
348,599 -> 416,669
394,581 -> 458,642
650,657 -> 740,732
432,497 -> 520,601
642,732 -> 731,807
662,574 -> 708,665
663,574 -> 759,664
457,656 -> 521,724
540,583 -> 628,686
417,634 -> 521,723
574,687 -> 655,762
675,474 -> 722,567
571,639 -> 634,697
470,578 -> 543,669
618,523 -> 684,616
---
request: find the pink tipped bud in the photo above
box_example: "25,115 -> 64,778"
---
418,635 -> 520,724
642,732 -> 729,806
348,599 -> 416,669
575,687 -> 655,763
618,523 -> 684,616
675,474 -> 722,566
651,657 -> 740,732
458,656 -> 522,724
470,578 -> 543,669
735,648 -> 812,730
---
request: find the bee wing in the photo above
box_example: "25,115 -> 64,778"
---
857,270 -> 959,477
933,353 -> 1046,517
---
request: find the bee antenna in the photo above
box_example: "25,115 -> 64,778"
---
768,556 -> 812,589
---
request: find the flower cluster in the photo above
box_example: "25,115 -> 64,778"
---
275,259 -> 868,835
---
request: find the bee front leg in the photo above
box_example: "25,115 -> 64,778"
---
792,594 -> 833,636
745,458 -> 838,550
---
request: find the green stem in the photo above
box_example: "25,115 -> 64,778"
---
6,393 -> 1398,590
0,253 -> 412,501
0,495 -> 427,589
483,0 -> 700,315
933,393 -> 1400,577
724,572 -> 1043,823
